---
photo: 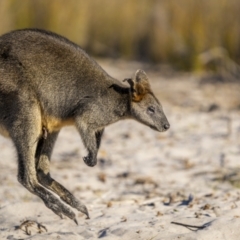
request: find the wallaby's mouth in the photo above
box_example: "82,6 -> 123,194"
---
150,123 -> 170,132
150,125 -> 158,131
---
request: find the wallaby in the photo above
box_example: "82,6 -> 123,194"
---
0,29 -> 170,224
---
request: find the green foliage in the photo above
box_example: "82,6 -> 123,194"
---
0,0 -> 239,71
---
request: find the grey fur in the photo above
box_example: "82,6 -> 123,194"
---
0,29 -> 169,223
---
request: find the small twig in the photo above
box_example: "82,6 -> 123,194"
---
16,220 -> 47,235
171,221 -> 208,231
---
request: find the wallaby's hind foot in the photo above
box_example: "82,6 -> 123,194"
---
37,167 -> 89,219
36,132 -> 90,220
34,185 -> 78,223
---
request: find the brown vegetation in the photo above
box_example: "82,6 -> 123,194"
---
0,0 -> 240,70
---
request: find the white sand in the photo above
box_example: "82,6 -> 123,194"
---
0,61 -> 240,239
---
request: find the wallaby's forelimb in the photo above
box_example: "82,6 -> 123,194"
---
95,129 -> 104,149
35,131 -> 89,219
83,129 -> 104,166
77,122 -> 105,167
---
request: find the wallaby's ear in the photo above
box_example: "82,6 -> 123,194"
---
123,69 -> 151,102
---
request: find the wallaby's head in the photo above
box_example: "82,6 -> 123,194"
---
124,69 -> 170,132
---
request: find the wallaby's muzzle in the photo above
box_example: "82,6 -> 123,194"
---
157,113 -> 170,132
149,115 -> 170,132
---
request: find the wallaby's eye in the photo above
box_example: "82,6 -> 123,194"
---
147,106 -> 155,114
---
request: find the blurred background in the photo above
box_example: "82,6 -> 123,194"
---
0,2 -> 240,236
0,0 -> 240,72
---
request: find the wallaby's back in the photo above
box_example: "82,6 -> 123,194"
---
0,29 -> 115,118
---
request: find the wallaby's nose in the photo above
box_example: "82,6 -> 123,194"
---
164,124 -> 170,130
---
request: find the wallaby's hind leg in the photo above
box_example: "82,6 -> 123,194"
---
35,132 -> 89,219
8,102 -> 77,223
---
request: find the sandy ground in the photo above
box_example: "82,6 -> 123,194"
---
0,60 -> 240,239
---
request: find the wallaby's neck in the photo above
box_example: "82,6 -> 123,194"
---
107,79 -> 132,120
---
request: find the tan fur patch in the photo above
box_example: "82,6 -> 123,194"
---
132,83 -> 152,102
49,181 -> 66,198
0,124 -> 9,138
37,155 -> 50,174
42,115 -> 74,133
132,94 -> 144,102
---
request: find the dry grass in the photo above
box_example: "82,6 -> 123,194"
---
0,0 -> 239,70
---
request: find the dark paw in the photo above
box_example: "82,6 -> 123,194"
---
83,155 -> 97,167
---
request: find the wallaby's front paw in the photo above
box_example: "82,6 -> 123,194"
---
83,155 -> 97,167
